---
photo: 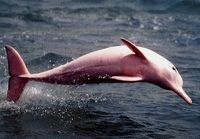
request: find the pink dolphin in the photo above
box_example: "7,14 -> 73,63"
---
5,38 -> 192,104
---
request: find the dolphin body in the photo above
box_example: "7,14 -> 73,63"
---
5,38 -> 192,104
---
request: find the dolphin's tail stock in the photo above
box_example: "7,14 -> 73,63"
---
5,45 -> 30,102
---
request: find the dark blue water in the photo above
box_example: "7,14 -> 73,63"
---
0,0 -> 200,138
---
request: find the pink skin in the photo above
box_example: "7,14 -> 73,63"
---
5,38 -> 192,104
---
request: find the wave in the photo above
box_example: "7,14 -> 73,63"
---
134,0 -> 200,14
28,53 -> 72,66
165,0 -> 200,14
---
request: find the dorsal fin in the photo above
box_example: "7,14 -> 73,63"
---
121,38 -> 147,60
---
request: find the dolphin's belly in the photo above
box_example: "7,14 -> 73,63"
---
42,64 -> 121,84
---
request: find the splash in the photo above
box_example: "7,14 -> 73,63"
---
0,80 -> 108,117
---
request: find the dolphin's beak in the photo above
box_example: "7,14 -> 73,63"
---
174,87 -> 192,105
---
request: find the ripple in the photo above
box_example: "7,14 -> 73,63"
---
72,112 -> 148,138
148,133 -> 174,139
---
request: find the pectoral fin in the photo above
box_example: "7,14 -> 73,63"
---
111,76 -> 143,82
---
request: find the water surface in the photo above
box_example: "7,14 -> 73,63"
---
0,0 -> 200,138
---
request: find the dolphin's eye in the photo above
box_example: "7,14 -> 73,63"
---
172,67 -> 177,72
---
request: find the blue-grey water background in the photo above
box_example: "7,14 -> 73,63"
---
0,0 -> 200,138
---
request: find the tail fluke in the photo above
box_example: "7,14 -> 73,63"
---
5,45 -> 30,102
7,77 -> 28,102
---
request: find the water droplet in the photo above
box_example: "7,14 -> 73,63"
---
153,26 -> 159,31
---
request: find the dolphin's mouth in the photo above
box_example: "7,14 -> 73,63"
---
174,88 -> 192,105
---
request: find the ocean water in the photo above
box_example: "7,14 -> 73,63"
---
0,0 -> 200,138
